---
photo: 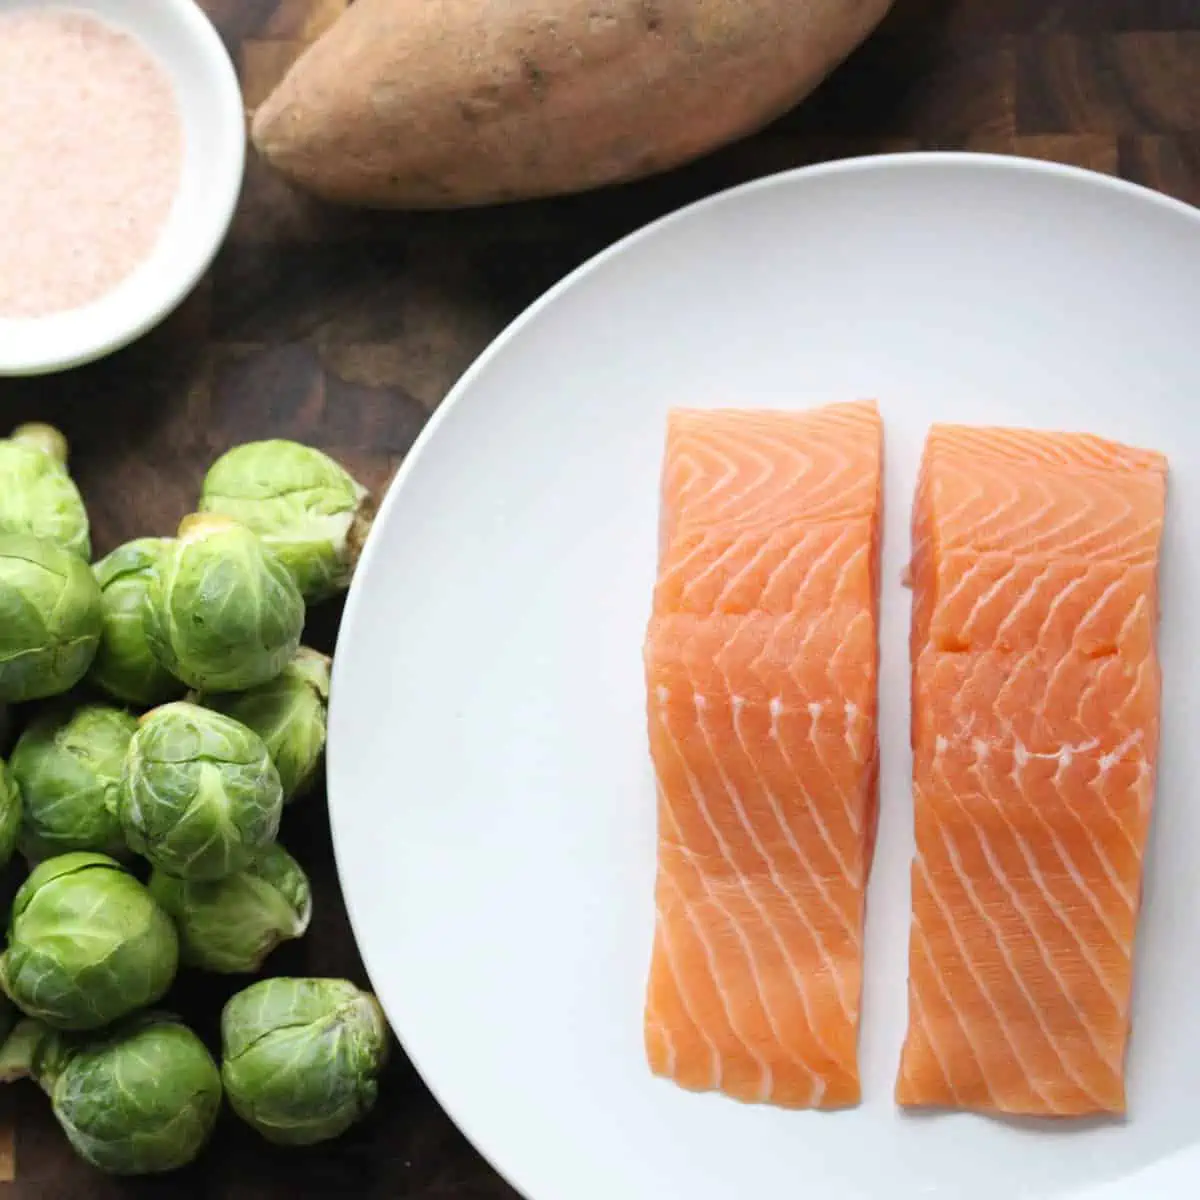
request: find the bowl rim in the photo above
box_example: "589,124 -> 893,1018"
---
0,0 -> 246,377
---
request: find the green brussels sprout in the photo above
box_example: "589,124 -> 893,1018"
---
0,535 -> 103,703
143,514 -> 304,692
199,440 -> 374,603
89,538 -> 184,707
0,1012 -> 221,1174
119,702 -> 283,881
149,843 -> 311,973
0,424 -> 90,560
190,647 -> 330,802
9,704 -> 136,862
0,852 -> 178,1030
221,977 -> 389,1145
0,758 -> 21,869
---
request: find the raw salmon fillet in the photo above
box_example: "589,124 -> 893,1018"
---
643,400 -> 883,1108
896,424 -> 1168,1116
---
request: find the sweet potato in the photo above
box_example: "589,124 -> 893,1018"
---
251,0 -> 893,209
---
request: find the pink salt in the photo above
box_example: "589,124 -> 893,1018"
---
0,8 -> 183,319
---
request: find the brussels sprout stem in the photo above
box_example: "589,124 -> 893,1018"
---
291,647 -> 332,691
296,888 -> 315,935
365,995 -> 391,1066
0,1019 -> 52,1086
10,423 -> 69,466
345,489 -> 377,578
177,512 -> 241,543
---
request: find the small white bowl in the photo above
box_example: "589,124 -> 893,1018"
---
0,0 -> 245,376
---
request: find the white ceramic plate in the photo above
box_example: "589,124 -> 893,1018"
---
328,154 -> 1200,1200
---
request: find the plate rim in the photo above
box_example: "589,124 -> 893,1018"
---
326,150 -> 1200,1200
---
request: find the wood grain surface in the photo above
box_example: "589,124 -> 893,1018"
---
1,0 -> 1199,1194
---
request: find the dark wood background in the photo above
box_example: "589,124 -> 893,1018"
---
0,0 -> 1197,1193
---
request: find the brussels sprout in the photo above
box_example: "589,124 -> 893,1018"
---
190,647 -> 330,802
119,702 -> 283,881
149,843 -> 311,973
0,852 -> 178,1030
0,1012 -> 221,1174
221,977 -> 389,1145
143,514 -> 304,692
89,538 -> 184,707
0,758 -> 21,869
0,535 -> 103,703
199,440 -> 374,603
0,424 -> 90,560
9,704 -> 136,862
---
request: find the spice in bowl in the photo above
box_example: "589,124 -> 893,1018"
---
0,8 -> 184,320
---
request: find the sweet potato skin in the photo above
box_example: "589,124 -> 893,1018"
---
251,0 -> 894,209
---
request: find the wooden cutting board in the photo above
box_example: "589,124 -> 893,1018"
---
0,0 -> 1197,1193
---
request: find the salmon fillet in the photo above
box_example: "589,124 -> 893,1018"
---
643,401 -> 883,1108
896,424 -> 1168,1116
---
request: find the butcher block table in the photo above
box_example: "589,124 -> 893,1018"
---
0,0 -> 1198,1194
